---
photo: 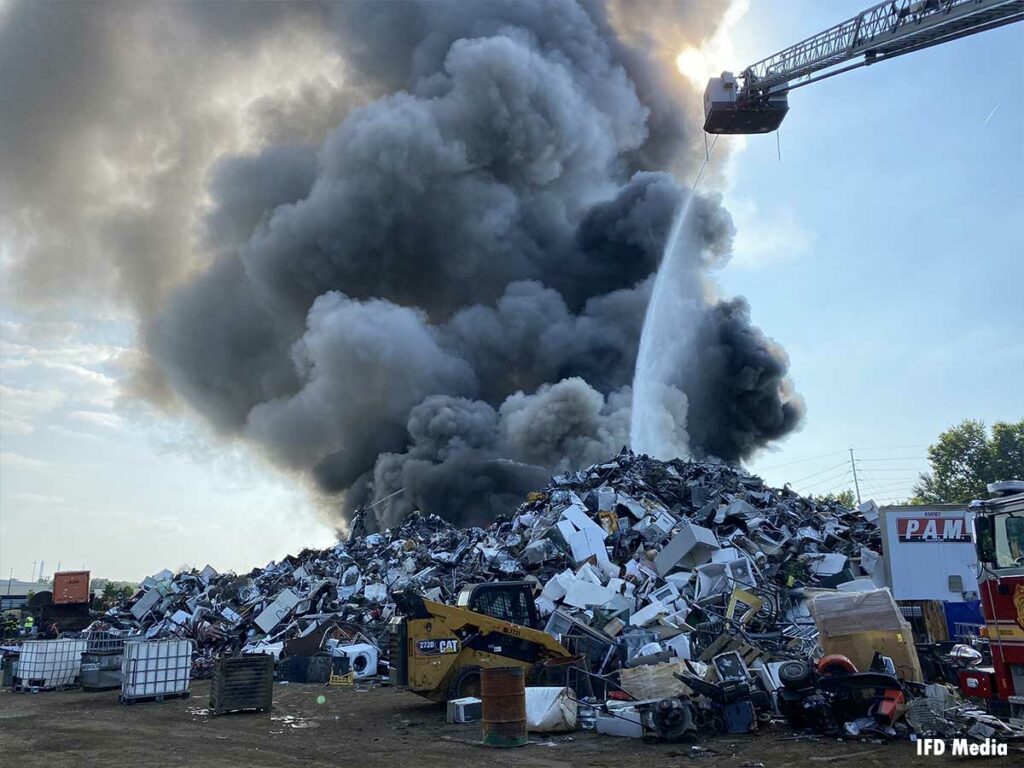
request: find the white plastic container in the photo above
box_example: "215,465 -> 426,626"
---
120,638 -> 193,700
15,639 -> 88,690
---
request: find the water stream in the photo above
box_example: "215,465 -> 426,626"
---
628,191 -> 699,458
630,138 -> 718,457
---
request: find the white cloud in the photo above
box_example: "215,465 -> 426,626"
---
11,491 -> 67,507
68,409 -> 125,430
728,198 -> 813,269
0,319 -> 80,346
0,384 -> 66,435
0,414 -> 34,436
0,318 -> 127,433
0,451 -> 48,471
43,424 -> 103,442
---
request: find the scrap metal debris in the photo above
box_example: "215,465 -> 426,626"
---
90,448 -> 1023,743
101,450 -> 880,672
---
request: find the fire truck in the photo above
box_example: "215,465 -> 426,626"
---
962,481 -> 1024,716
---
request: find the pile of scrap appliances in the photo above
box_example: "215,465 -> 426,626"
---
2,451 -> 1023,749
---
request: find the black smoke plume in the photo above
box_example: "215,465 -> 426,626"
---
0,1 -> 805,530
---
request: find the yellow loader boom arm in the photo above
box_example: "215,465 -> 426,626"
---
420,597 -> 571,656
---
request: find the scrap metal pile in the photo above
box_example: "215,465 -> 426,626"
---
74,449 -> 1024,741
102,449 -> 883,677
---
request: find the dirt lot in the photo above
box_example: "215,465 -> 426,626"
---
0,680 -> 1019,767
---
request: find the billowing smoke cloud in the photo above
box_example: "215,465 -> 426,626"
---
0,1 -> 805,530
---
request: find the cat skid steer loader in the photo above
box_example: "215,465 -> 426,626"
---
389,581 -> 573,702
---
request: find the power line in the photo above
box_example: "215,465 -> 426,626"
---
801,477 -> 855,496
855,467 -> 914,490
860,481 -> 921,489
790,460 -> 852,485
860,479 -> 917,489
756,444 -> 929,469
800,467 -> 854,488
811,480 -> 858,497
800,468 -> 855,492
857,457 -> 927,462
854,444 -> 929,451
856,477 -> 918,497
854,466 -> 927,473
860,483 -> 917,496
857,481 -> 924,489
757,450 -> 848,471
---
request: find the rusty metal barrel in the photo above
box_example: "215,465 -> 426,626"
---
480,667 -> 527,747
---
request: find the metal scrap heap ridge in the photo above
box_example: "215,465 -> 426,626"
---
100,449 -> 883,675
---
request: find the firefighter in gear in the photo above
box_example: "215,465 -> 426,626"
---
22,614 -> 35,637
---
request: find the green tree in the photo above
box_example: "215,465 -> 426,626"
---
100,582 -> 120,607
991,421 -> 1024,482
98,581 -> 136,608
913,419 -> 1024,504
817,489 -> 857,508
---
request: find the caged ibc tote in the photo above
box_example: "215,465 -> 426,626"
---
120,638 -> 193,704
11,638 -> 89,692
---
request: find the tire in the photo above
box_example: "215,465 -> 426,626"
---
779,660 -> 814,690
448,666 -> 482,700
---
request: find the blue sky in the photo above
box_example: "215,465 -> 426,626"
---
1,1 -> 1021,581
714,1 -> 1023,499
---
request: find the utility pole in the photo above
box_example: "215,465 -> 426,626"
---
849,448 -> 862,505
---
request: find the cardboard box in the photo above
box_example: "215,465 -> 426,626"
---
810,588 -> 905,637
617,660 -> 695,700
819,625 -> 923,683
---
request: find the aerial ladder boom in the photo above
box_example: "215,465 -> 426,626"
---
705,0 -> 1024,134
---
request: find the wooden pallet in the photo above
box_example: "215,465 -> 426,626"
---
119,690 -> 191,705
12,679 -> 79,693
328,671 -> 354,687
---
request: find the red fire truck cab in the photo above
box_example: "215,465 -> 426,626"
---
970,481 -> 1024,712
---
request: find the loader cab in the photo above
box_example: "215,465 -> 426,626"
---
456,582 -> 540,629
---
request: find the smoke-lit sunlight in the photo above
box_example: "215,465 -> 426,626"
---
675,0 -> 749,89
